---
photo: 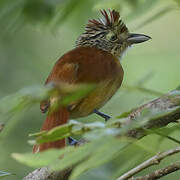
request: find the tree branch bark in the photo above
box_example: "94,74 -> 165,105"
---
23,167 -> 72,180
117,146 -> 180,180
125,90 -> 180,138
132,161 -> 180,180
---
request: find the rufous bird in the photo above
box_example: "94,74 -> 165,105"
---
33,9 -> 151,153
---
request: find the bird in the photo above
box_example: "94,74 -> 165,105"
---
33,9 -> 151,153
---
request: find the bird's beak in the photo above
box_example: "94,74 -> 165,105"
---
127,33 -> 151,45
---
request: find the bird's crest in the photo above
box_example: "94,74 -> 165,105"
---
86,9 -> 128,34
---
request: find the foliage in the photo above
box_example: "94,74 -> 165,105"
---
0,0 -> 179,33
10,88 -> 180,179
0,171 -> 12,179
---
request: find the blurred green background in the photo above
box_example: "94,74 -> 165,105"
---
0,0 -> 180,179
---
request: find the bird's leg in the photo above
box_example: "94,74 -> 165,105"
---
93,109 -> 111,121
68,137 -> 79,146
68,110 -> 111,146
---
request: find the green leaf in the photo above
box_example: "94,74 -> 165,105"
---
70,137 -> 129,180
0,83 -> 95,124
0,171 -> 12,179
116,110 -> 132,119
32,120 -> 105,144
12,149 -> 67,167
12,140 -> 98,169
50,141 -> 99,171
155,124 -> 180,135
36,122 -> 75,144
12,136 -> 131,179
60,84 -> 96,106
146,124 -> 180,144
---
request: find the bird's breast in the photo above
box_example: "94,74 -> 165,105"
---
69,58 -> 123,118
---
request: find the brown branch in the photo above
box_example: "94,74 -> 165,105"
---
117,146 -> 180,180
132,161 -> 180,180
23,167 -> 72,180
125,90 -> 180,138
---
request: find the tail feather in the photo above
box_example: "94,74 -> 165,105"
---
33,107 -> 69,153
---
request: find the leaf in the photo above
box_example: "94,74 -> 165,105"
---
146,124 -> 180,144
0,171 -> 12,179
12,149 -> 67,167
60,84 -> 96,106
116,110 -> 132,119
12,135 -> 131,179
12,140 -> 98,169
70,137 -> 129,180
50,141 -> 99,171
155,124 -> 180,135
36,122 -> 75,144
32,120 -> 105,144
0,83 -> 95,123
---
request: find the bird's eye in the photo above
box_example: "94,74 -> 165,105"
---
106,32 -> 117,42
110,35 -> 117,41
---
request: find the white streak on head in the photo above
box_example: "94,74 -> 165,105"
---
119,46 -> 132,61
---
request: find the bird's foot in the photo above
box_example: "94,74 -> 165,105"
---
93,109 -> 111,121
68,137 -> 79,146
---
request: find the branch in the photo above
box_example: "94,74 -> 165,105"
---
125,90 -> 180,138
117,146 -> 180,180
23,167 -> 72,180
133,161 -> 180,180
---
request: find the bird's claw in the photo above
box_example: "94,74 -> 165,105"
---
93,109 -> 111,121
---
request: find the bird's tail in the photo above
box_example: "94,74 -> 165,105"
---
33,107 -> 69,153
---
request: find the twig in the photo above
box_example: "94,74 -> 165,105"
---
117,146 -> 180,180
125,90 -> 180,138
23,167 -> 72,180
132,161 -> 180,180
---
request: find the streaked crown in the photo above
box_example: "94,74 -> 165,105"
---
76,9 -> 151,58
76,9 -> 129,58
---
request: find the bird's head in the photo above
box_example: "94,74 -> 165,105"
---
76,9 -> 151,58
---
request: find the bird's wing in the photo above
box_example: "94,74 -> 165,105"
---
40,63 -> 79,113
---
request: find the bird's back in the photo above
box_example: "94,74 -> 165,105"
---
46,46 -> 123,84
